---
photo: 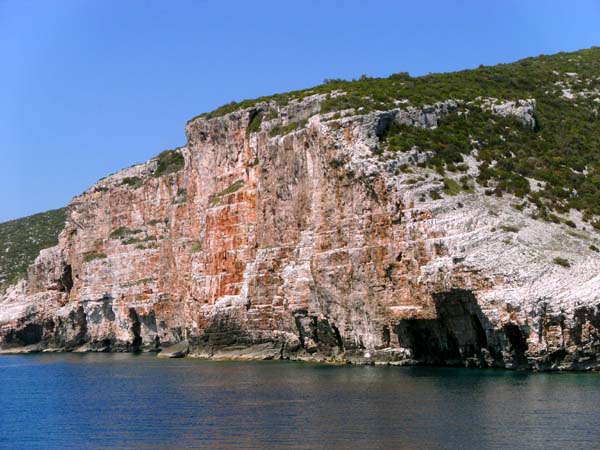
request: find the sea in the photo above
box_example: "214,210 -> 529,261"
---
1,353 -> 599,449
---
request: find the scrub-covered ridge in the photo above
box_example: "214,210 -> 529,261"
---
0,208 -> 67,292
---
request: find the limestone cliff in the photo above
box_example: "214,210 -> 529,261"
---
2,53 -> 600,370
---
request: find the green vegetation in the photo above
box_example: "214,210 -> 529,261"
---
121,176 -> 143,189
246,111 -> 263,135
324,112 -> 342,121
153,149 -> 185,178
500,224 -> 520,233
190,241 -> 203,253
83,251 -> 107,263
189,48 -> 599,121
108,225 -> 157,246
430,190 -> 442,200
187,93 -> 293,123
442,178 -> 463,196
119,277 -> 154,288
208,180 -> 245,207
122,235 -> 156,245
269,119 -> 309,137
0,208 -> 67,291
109,226 -> 142,239
173,188 -> 188,205
553,257 -> 571,268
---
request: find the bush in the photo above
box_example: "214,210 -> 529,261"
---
83,251 -> 107,262
500,224 -> 520,233
121,177 -> 143,189
153,150 -> 184,178
173,188 -> 188,205
553,257 -> 571,268
246,110 -> 263,135
208,180 -> 245,207
109,227 -> 142,239
443,178 -> 463,196
269,119 -> 308,137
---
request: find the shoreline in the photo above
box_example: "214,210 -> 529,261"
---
2,345 -> 599,373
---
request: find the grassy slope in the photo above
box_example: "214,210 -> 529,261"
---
193,47 -> 600,224
0,208 -> 67,291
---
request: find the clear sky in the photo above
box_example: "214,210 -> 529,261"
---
1,0 -> 599,222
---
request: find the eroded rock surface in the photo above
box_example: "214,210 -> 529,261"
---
1,95 -> 599,371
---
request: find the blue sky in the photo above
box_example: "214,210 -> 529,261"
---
1,0 -> 599,222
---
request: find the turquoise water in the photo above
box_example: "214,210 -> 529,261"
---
1,354 -> 599,449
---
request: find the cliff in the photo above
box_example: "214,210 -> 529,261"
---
1,48 -> 600,370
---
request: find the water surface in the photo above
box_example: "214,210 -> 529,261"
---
1,354 -> 599,449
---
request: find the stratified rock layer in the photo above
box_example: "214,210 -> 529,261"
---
1,96 -> 599,370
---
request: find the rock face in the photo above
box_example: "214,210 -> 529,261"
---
1,95 -> 600,371
157,340 -> 189,358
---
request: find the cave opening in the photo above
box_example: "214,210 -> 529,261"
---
395,318 -> 460,364
395,289 -> 500,367
11,323 -> 44,346
128,308 -> 142,352
503,323 -> 529,366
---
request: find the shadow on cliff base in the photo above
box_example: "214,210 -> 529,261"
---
394,289 -> 529,368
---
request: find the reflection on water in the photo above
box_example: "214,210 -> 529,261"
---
1,354 -> 599,449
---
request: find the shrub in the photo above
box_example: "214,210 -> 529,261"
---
121,177 -> 143,189
109,227 -> 142,239
208,180 -> 245,207
269,119 -> 308,137
442,178 -> 463,196
500,224 -> 520,233
173,188 -> 188,205
246,111 -> 263,135
553,257 -> 571,267
153,150 -> 184,178
122,235 -> 156,245
83,251 -> 107,262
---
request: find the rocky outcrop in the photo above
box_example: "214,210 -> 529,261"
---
1,94 -> 599,371
157,340 -> 189,358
